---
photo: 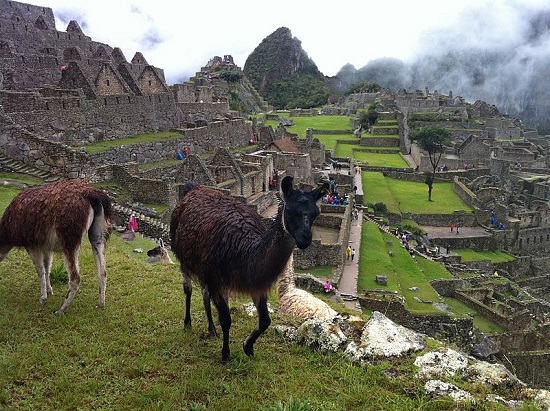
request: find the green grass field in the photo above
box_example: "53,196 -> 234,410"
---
2,221 -> 501,410
359,222 -> 453,314
362,172 -> 474,214
454,249 -> 516,263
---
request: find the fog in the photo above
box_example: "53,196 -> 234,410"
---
338,2 -> 550,132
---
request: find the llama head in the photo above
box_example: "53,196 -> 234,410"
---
146,239 -> 174,264
280,176 -> 328,249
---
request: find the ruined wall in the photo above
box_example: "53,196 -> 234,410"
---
358,296 -> 474,347
2,89 -> 179,141
359,137 -> 400,147
506,351 -> 550,388
90,119 -> 249,164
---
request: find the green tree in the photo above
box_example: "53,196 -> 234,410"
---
219,70 -> 243,83
358,102 -> 379,131
409,126 -> 452,201
344,81 -> 381,95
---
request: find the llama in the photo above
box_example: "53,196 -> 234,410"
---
0,179 -> 112,315
170,176 -> 328,362
277,254 -> 337,321
146,238 -> 174,264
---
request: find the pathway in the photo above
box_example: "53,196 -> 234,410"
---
336,169 -> 364,311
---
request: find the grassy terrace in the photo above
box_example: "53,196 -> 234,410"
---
359,222 -> 505,332
454,249 -> 516,263
362,172 -> 474,214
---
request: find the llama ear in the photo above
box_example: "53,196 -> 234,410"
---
312,181 -> 330,201
281,176 -> 294,198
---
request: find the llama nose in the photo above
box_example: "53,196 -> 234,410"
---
295,231 -> 312,249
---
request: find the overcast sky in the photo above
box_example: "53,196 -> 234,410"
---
26,0 -> 549,85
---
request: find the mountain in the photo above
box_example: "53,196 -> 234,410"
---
243,27 -> 331,110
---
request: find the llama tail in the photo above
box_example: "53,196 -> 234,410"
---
86,189 -> 113,240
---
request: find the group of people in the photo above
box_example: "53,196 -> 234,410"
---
490,211 -> 507,230
176,146 -> 191,160
346,245 -> 356,261
450,224 -> 460,234
322,193 -> 349,206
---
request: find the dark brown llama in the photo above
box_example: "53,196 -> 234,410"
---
0,179 -> 112,315
170,176 -> 328,362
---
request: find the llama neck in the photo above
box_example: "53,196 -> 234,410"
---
255,202 -> 296,282
277,254 -> 296,299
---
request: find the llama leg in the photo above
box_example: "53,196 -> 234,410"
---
28,250 -> 49,304
90,241 -> 107,308
55,250 -> 81,316
212,292 -> 232,363
182,273 -> 192,329
202,287 -> 218,336
43,252 -> 54,295
88,216 -> 108,309
243,295 -> 271,357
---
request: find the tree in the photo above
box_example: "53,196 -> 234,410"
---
409,126 -> 452,201
358,102 -> 379,131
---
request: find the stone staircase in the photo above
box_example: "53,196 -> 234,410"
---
113,204 -> 171,243
0,152 -> 62,183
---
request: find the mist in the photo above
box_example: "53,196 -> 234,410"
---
335,2 -> 550,133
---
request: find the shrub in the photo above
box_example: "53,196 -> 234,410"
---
373,202 -> 388,215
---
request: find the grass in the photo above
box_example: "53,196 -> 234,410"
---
362,172 -> 474,214
350,152 -> 409,168
359,223 -> 452,314
359,222 -> 508,332
266,114 -> 352,139
1,232 -> 511,410
0,172 -> 44,185
454,249 -> 516,263
294,266 -> 333,278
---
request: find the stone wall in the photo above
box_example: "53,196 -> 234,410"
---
359,137 -> 400,147
454,289 -> 531,331
0,116 -> 92,179
358,296 -> 474,347
453,176 -> 483,208
90,119 -> 249,164
505,351 -> 550,388
400,212 -> 476,227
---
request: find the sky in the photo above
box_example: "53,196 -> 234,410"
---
26,0 -> 550,87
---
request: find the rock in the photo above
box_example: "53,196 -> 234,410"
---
414,348 -> 468,378
297,318 -> 347,352
465,361 -> 525,389
344,311 -> 425,361
424,380 -> 475,403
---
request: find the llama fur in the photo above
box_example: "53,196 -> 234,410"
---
0,179 -> 112,315
146,239 -> 174,264
277,254 -> 337,321
170,176 -> 328,362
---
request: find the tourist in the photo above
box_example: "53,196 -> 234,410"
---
324,280 -> 332,293
351,248 -> 356,261
346,245 -> 352,260
176,149 -> 183,160
128,213 -> 138,233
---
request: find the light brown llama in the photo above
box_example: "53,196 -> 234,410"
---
170,176 -> 329,362
0,179 -> 112,315
146,239 -> 174,264
277,254 -> 337,321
